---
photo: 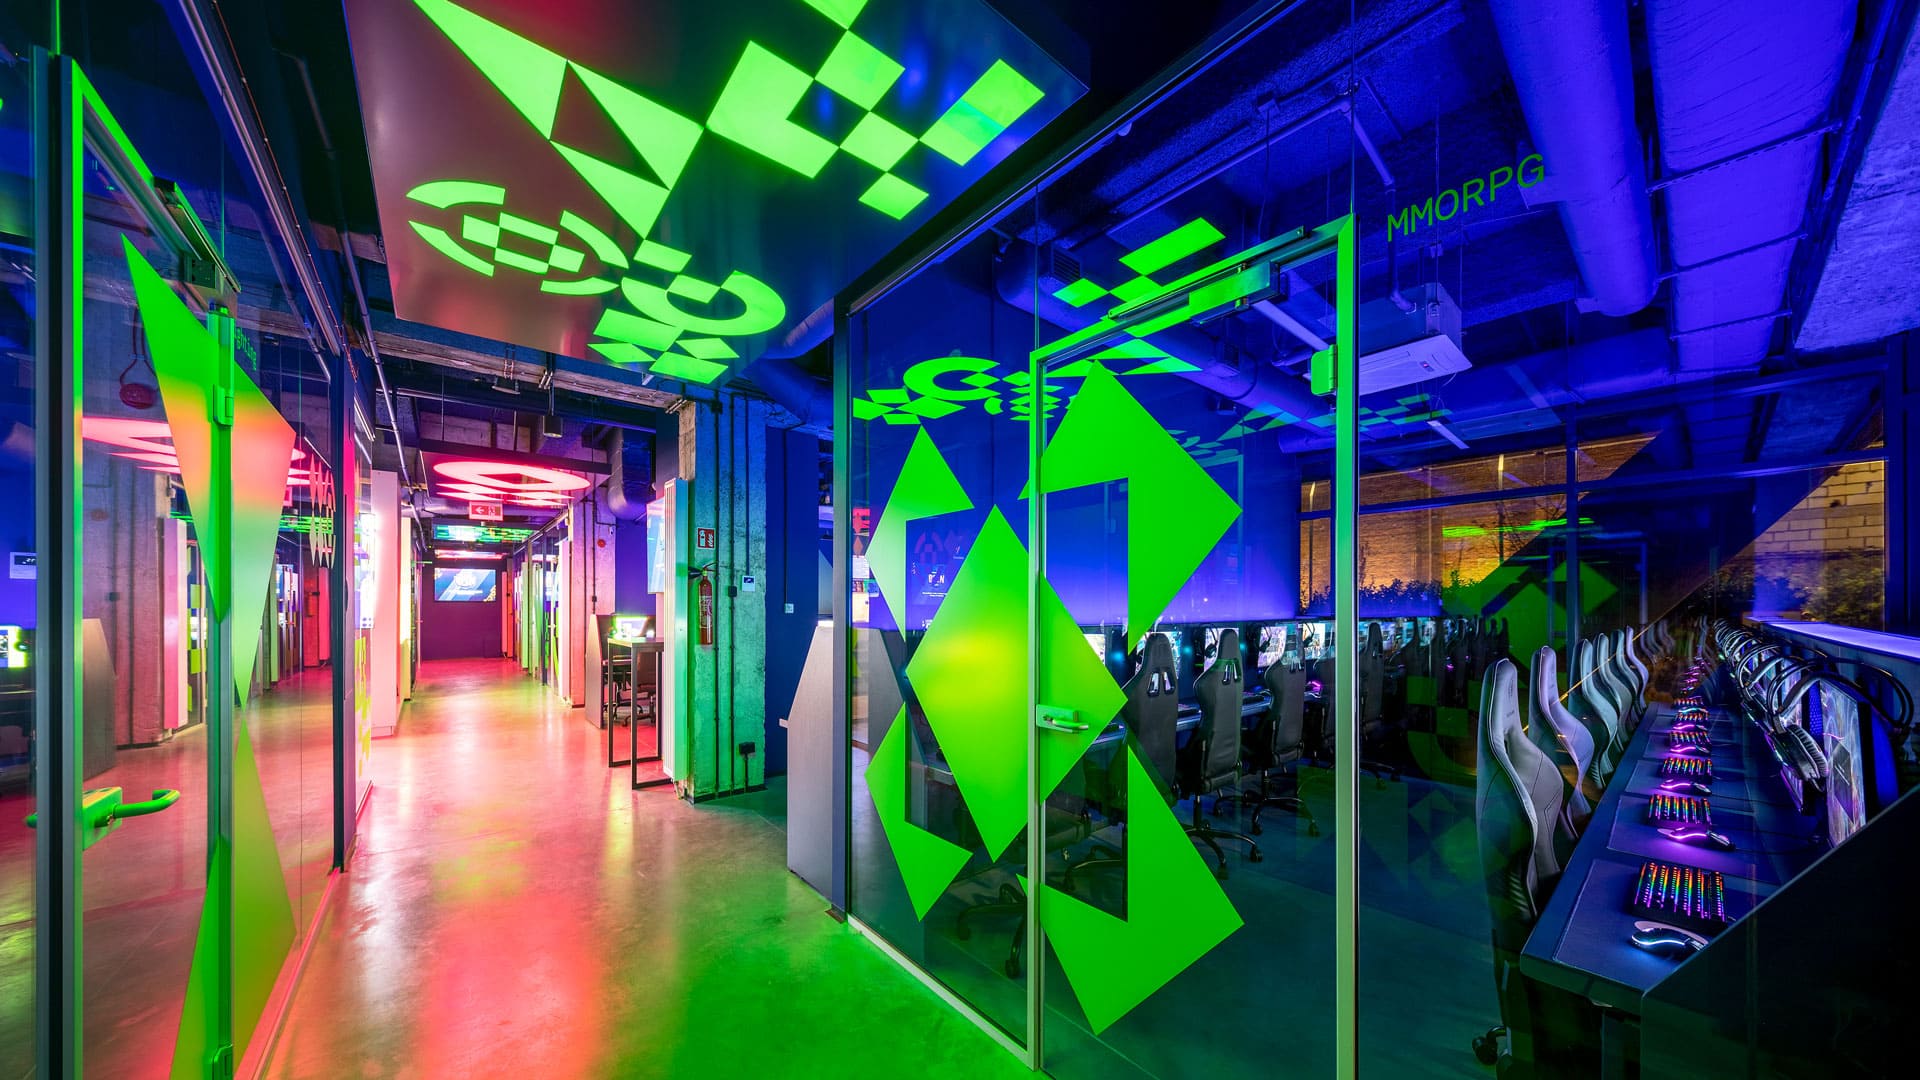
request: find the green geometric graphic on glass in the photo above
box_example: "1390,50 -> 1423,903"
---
127,238 -> 297,1075
228,370 -> 299,702
867,427 -> 971,617
172,723 -> 296,1077
903,507 -> 1032,859
1040,743 -> 1243,1033
866,706 -> 972,918
1039,363 -> 1240,652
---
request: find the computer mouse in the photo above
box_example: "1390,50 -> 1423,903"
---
1659,825 -> 1735,850
1658,779 -> 1713,796
1630,921 -> 1706,957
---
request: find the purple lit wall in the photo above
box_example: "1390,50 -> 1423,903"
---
419,566 -> 504,660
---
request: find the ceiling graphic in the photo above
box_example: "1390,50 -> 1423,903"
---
345,0 -> 1083,384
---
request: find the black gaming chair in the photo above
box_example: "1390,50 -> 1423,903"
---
1219,658 -> 1318,836
1474,658 -> 1594,1074
1182,629 -> 1262,875
1358,622 -> 1401,781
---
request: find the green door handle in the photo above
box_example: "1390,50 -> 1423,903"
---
23,787 -> 181,851
1036,705 -> 1089,733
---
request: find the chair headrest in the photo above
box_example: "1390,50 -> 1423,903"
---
1532,645 -> 1559,710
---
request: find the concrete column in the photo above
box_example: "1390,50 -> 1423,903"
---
678,396 -> 771,798
1887,333 -> 1919,634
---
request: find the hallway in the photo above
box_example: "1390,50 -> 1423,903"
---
263,659 -> 1023,1079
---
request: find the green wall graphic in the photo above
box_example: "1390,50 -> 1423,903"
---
126,240 -> 298,1076
390,0 -> 1058,384
864,364 -> 1245,1032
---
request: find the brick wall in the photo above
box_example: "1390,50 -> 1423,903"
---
1754,461 -> 1884,560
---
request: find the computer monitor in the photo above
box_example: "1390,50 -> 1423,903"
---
1818,680 -> 1867,844
612,615 -> 653,641
1299,622 -> 1326,660
1083,631 -> 1106,663
1256,624 -> 1285,670
1418,617 -> 1438,646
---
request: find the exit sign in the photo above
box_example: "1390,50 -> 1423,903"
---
470,502 -> 504,522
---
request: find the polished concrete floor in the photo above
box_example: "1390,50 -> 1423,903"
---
264,658 -> 1026,1079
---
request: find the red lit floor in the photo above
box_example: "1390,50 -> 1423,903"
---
260,658 -> 1024,1079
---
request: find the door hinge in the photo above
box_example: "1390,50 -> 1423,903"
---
207,1042 -> 234,1079
214,388 -> 235,426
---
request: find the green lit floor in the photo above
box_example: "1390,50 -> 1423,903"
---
263,659 -> 1028,1079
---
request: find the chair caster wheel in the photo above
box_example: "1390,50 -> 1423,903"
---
1248,848 -> 1264,863
1213,864 -> 1229,881
1005,957 -> 1022,979
1308,823 -> 1321,837
955,924 -> 971,942
1472,1026 -> 1507,1066
1250,822 -> 1263,836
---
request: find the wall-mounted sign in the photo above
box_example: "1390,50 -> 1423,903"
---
741,574 -> 758,593
8,553 -> 35,580
696,527 -> 717,550
470,501 -> 505,521
343,0 -> 1083,386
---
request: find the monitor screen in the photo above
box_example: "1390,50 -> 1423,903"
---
1818,681 -> 1867,844
1083,631 -> 1106,662
1419,618 -> 1437,646
646,498 -> 667,594
613,615 -> 653,641
1299,622 -> 1327,660
433,567 -> 497,603
1257,625 -> 1285,670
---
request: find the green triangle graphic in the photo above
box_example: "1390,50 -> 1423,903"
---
569,62 -> 703,190
1039,364 -> 1239,652
230,719 -> 298,1052
865,707 -> 971,918
169,721 -> 297,1076
415,0 -> 568,137
867,428 -> 970,618
1041,744 -> 1242,1032
554,143 -> 670,240
904,509 -> 1029,858
125,239 -> 224,608
228,373 -> 297,702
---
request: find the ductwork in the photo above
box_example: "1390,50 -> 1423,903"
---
1647,0 -> 1853,371
1424,328 -> 1695,430
602,428 -> 655,522
745,354 -> 835,441
993,238 -> 1336,449
1488,0 -> 1659,318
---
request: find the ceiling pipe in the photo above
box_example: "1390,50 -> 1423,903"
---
1487,0 -> 1659,317
282,48 -> 419,504
993,237 -> 1335,449
744,353 -> 835,441
172,0 -> 345,363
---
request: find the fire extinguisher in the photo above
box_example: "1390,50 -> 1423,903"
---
697,573 -> 715,647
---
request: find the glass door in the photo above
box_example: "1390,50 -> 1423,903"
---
42,54 -> 306,1076
1030,215 -> 1359,1076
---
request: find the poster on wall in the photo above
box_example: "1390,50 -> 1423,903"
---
647,497 -> 667,593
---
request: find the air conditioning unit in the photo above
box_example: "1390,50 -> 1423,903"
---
1357,282 -> 1469,395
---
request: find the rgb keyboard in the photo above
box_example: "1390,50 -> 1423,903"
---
1630,860 -> 1728,932
1668,730 -> 1712,750
1660,756 -> 1713,780
1646,794 -> 1712,825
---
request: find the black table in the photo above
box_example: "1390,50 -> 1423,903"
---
1520,701 -> 1825,1013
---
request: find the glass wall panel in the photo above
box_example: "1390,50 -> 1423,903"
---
75,131 -> 211,1080
0,35 -> 39,1075
845,201 -> 1040,1046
